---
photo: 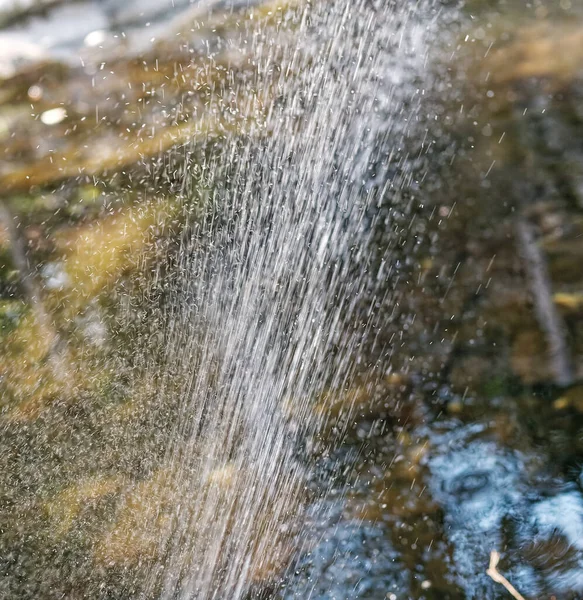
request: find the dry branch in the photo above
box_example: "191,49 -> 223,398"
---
486,550 -> 527,600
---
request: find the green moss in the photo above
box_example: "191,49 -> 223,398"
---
481,374 -> 512,399
0,300 -> 26,336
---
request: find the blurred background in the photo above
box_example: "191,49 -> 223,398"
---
2,1 -> 583,599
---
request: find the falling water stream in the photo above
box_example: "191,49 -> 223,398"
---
133,2 -> 439,598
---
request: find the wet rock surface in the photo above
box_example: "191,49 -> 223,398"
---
279,3 -> 583,599
281,521 -> 410,600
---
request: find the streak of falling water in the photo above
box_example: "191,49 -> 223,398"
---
136,1 -> 439,598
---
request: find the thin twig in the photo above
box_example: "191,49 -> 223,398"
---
511,95 -> 574,388
516,217 -> 573,387
486,550 -> 526,600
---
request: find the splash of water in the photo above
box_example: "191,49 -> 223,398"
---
130,1 -> 439,597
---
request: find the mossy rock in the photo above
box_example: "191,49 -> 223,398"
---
0,299 -> 25,335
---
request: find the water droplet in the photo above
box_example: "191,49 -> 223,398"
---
40,107 -> 67,125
